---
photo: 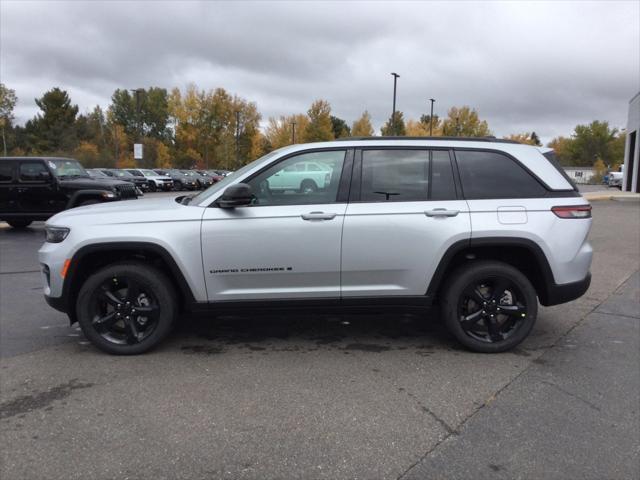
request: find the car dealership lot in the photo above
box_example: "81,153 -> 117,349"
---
1,200 -> 638,479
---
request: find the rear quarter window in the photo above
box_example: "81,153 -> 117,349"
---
455,150 -> 547,199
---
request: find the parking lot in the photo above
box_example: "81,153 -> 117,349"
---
1,198 -> 638,479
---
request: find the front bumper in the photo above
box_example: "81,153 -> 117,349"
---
542,272 -> 591,306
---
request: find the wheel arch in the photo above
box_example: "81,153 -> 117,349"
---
427,237 -> 556,306
62,242 -> 196,324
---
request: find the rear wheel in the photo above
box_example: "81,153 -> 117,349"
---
6,219 -> 32,228
299,179 -> 318,194
76,262 -> 177,355
441,261 -> 537,353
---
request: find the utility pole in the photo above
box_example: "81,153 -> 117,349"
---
130,88 -> 144,164
291,121 -> 296,144
429,98 -> 435,136
235,111 -> 241,168
391,72 -> 400,135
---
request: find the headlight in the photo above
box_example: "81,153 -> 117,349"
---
45,226 -> 70,243
101,191 -> 116,199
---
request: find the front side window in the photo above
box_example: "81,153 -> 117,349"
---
361,150 -> 429,202
456,150 -> 546,199
19,161 -> 49,182
247,150 -> 346,206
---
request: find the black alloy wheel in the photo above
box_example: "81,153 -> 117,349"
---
442,261 -> 538,353
77,263 -> 177,354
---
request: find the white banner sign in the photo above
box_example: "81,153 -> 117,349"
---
134,143 -> 143,160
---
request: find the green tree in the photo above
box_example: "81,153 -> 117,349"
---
304,99 -> 334,142
330,115 -> 350,138
441,106 -> 491,137
570,120 -> 618,166
0,83 -> 17,156
381,111 -> 406,136
351,111 -> 374,137
26,87 -> 79,153
109,87 -> 169,140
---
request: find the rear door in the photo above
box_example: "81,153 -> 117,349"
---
341,148 -> 471,298
0,160 -> 17,215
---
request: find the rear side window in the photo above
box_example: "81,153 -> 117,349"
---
361,150 -> 429,202
0,162 -> 13,182
455,150 -> 546,199
19,161 -> 49,183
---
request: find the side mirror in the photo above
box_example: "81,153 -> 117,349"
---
217,183 -> 253,208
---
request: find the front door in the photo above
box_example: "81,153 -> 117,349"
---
201,149 -> 351,302
341,148 -> 471,297
16,160 -> 58,215
0,160 -> 17,215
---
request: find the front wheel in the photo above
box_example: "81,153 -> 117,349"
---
441,261 -> 538,353
76,262 -> 177,355
6,219 -> 32,228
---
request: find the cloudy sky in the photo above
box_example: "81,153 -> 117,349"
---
1,0 -> 638,143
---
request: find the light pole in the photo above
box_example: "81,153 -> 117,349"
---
291,121 -> 296,144
129,88 -> 144,164
235,111 -> 241,168
429,98 -> 435,136
391,72 -> 400,135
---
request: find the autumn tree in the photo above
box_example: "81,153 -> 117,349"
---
351,111 -> 374,137
547,136 -> 573,165
441,106 -> 491,137
265,114 -> 309,150
304,100 -> 334,142
0,83 -> 17,156
73,141 -> 100,167
503,132 -> 541,145
381,111 -> 406,136
419,114 -> 442,136
405,119 -> 430,136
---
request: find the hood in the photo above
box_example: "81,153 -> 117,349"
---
58,177 -> 129,190
46,195 -> 203,227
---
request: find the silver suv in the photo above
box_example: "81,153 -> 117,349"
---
39,137 -> 593,355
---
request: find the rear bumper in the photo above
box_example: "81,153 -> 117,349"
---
542,272 -> 591,306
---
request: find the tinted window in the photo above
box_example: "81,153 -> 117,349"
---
430,151 -> 457,200
19,161 -> 49,182
0,162 -> 13,182
361,150 -> 428,202
456,150 -> 546,199
248,150 -> 346,206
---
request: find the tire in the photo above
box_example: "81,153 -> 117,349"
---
174,180 -> 183,191
6,219 -> 32,228
149,182 -> 157,192
441,260 -> 538,353
299,179 -> 318,194
76,262 -> 178,355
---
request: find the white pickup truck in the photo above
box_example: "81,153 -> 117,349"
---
267,161 -> 333,193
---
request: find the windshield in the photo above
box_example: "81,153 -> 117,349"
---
140,169 -> 157,177
47,159 -> 89,178
113,170 -> 133,178
190,148 -> 285,205
88,169 -> 108,178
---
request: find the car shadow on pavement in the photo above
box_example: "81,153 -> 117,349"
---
170,311 -> 462,356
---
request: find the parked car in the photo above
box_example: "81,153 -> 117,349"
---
100,169 -> 150,192
126,169 -> 174,191
0,157 -> 138,228
202,170 -> 225,183
608,171 -> 623,189
188,170 -> 214,189
39,138 -> 592,355
265,160 -> 333,193
161,170 -> 198,190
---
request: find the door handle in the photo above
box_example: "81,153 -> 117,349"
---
425,208 -> 459,217
301,211 -> 337,221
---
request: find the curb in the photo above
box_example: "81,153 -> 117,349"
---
583,192 -> 640,202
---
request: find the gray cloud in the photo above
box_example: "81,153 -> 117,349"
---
1,0 -> 638,144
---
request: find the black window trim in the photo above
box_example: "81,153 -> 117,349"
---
351,146 -> 460,203
208,147 -> 355,208
0,160 -> 16,183
451,147 -> 580,199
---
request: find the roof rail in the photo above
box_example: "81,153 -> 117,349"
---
333,136 -> 521,144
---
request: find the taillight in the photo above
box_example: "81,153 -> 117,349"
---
551,205 -> 592,219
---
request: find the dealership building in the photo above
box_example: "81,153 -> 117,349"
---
623,92 -> 640,192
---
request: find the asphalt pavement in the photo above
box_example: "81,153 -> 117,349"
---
0,200 -> 638,479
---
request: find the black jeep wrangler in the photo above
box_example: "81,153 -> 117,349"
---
0,157 -> 139,228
